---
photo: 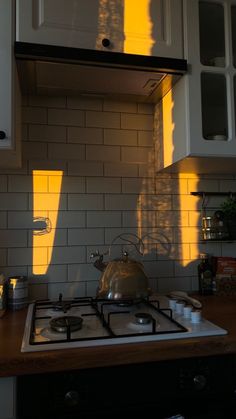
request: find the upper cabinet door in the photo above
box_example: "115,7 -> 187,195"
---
0,0 -> 21,168
16,0 -> 183,58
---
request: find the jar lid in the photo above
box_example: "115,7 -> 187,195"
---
8,276 -> 27,285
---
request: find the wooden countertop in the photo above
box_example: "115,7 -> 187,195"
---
1,295 -> 236,378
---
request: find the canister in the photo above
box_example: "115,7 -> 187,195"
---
7,276 -> 28,310
0,273 -> 7,312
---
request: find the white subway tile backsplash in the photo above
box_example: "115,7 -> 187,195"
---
121,146 -> 151,163
8,211 -> 40,229
0,249 -> 7,266
28,229 -> 67,247
29,95 -> 66,108
103,100 -> 137,113
0,193 -> 28,210
28,160 -> 67,172
28,284 -> 48,300
87,211 -> 122,227
138,131 -> 153,146
86,111 -> 120,128
48,281 -> 86,298
48,211 -> 86,228
29,193 -> 67,211
104,162 -> 138,177
86,145 -> 120,162
8,247 -> 47,266
0,212 -> 7,229
122,178 -> 155,194
48,143 -> 85,160
68,228 -> 104,245
1,94 -> 235,299
86,280 -> 99,297
143,260 -> 174,277
156,210 -> 189,227
49,176 -> 85,193
48,108 -> 85,126
29,124 -> 67,142
121,113 -> 153,130
0,175 -> 7,192
8,175 -> 48,193
68,194 -> 104,210
86,177 -> 121,193
68,127 -> 103,144
174,260 -> 196,277
50,246 -> 86,264
22,141 -> 48,160
156,178 -> 188,194
122,211 -> 157,227
1,266 -> 28,280
67,97 -> 103,111
22,107 -> 47,124
219,179 -> 236,191
137,103 -> 154,114
68,161 -> 103,176
187,179 -> 219,194
156,243 -> 190,260
104,129 -> 137,146
68,263 -> 100,282
28,264 -> 68,283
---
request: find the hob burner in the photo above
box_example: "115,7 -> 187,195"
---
52,293 -> 71,313
135,312 -> 153,325
49,316 -> 83,333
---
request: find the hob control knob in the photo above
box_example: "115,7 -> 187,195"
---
102,38 -> 110,47
64,390 -> 80,407
193,374 -> 207,390
0,131 -> 6,140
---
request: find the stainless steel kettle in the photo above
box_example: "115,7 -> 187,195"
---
91,234 -> 150,301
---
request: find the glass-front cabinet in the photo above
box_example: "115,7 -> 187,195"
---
156,0 -> 236,173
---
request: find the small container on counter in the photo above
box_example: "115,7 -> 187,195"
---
0,273 -> 7,315
7,276 -> 28,310
197,253 -> 214,295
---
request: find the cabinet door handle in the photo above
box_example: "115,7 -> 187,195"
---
0,131 -> 6,140
102,38 -> 110,47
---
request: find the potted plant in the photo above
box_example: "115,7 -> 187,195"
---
220,196 -> 236,239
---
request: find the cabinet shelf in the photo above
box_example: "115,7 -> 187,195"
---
191,191 -> 236,242
191,192 -> 236,197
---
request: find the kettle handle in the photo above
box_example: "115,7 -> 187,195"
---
108,233 -> 144,260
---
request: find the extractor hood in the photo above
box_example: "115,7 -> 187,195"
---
14,42 -> 187,103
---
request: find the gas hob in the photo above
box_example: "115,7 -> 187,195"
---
21,295 -> 228,352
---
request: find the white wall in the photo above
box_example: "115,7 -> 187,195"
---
0,95 -> 236,300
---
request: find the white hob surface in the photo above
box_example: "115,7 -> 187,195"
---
21,295 -> 228,352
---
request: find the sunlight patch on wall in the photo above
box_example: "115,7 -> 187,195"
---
179,174 -> 199,266
33,170 -> 63,275
96,0 -> 124,51
124,0 -> 154,54
162,89 -> 175,168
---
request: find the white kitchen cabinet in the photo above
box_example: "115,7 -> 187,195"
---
155,0 -> 236,174
0,377 -> 16,419
0,0 -> 21,168
16,0 -> 183,58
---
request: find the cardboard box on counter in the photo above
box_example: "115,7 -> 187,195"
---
215,257 -> 236,275
215,273 -> 236,296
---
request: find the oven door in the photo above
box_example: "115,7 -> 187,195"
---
17,355 -> 236,419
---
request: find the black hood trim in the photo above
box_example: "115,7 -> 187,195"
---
14,41 -> 187,74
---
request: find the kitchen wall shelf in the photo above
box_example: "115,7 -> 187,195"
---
191,191 -> 236,242
191,192 -> 236,197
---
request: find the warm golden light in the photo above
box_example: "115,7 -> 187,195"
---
162,89 -> 175,168
124,0 -> 154,54
33,170 -> 63,275
178,174 -> 199,266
